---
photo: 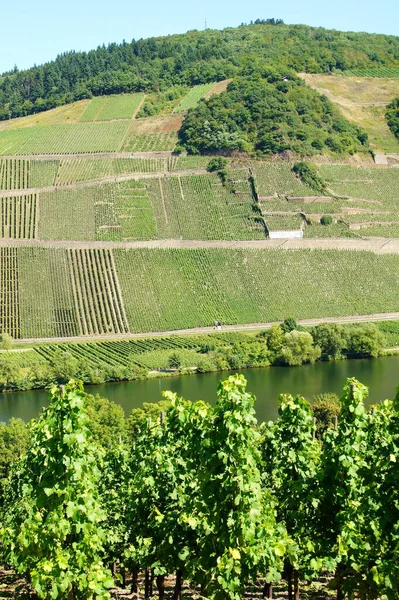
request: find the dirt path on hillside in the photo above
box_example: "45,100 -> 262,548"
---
2,237 -> 399,253
13,312 -> 399,345
0,151 -> 178,160
0,169 -> 207,197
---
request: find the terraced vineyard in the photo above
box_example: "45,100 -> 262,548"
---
53,156 -> 177,185
319,164 -> 399,205
17,248 -> 79,339
0,121 -> 130,155
147,171 -> 265,240
0,349 -> 47,369
121,131 -> 178,152
0,247 -> 20,338
29,160 -> 59,187
0,194 -> 38,239
114,247 -> 399,333
1,155 -> 208,188
173,83 -> 216,112
39,187 -> 97,241
79,93 -> 144,122
35,335 -> 206,370
1,246 -> 399,339
36,171 -> 264,241
0,159 -> 29,190
0,81 -> 399,344
252,163 -> 317,197
68,248 -> 129,335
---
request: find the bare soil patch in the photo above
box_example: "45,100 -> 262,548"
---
130,115 -> 184,135
204,79 -> 232,99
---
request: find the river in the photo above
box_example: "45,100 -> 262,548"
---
1,355 -> 399,423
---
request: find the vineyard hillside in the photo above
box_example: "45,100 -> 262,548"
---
0,22 -> 399,342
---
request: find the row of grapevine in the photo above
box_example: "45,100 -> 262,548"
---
3,377 -> 399,600
0,159 -> 29,190
0,247 -> 20,338
0,194 -> 37,239
68,248 -> 129,336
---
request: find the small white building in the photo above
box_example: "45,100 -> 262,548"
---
268,230 -> 303,239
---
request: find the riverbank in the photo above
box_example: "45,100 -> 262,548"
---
1,318 -> 399,395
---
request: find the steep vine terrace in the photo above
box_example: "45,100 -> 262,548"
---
0,23 -> 399,367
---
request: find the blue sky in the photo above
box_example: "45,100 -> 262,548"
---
1,0 -> 398,74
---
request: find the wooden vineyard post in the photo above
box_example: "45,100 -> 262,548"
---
173,569 -> 183,600
263,581 -> 273,599
131,568 -> 139,594
335,565 -> 345,600
287,563 -> 293,600
149,570 -> 154,597
313,417 -> 317,439
294,570 -> 300,600
156,575 -> 165,600
144,567 -> 150,599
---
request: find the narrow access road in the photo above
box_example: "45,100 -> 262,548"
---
2,237 -> 399,253
13,312 -> 399,345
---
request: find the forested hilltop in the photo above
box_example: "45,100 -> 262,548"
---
2,19 -> 399,120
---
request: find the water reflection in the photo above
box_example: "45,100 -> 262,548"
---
1,355 -> 399,423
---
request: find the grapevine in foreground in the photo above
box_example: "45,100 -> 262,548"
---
1,376 -> 399,599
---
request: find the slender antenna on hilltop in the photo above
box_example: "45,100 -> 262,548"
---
205,18 -> 207,30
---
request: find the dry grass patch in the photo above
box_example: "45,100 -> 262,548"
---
301,73 -> 399,154
0,100 -> 90,132
300,73 -> 399,105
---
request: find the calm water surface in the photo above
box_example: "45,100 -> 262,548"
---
1,355 -> 399,423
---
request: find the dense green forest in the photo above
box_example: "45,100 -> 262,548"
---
1,20 -> 399,120
178,70 -> 368,155
1,376 -> 399,599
